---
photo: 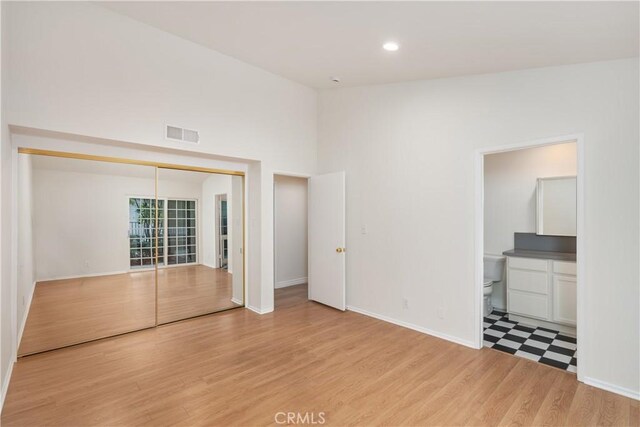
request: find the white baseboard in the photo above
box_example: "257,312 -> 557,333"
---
17,281 -> 36,348
247,305 -> 274,315
202,262 -> 232,274
38,269 -> 131,283
231,297 -> 243,305
584,377 -> 640,401
275,277 -> 308,289
38,264 -> 214,283
0,351 -> 15,413
347,305 -> 477,349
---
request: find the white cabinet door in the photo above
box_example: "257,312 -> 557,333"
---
553,275 -> 577,326
508,290 -> 550,320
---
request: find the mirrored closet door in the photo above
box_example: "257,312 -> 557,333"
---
156,168 -> 244,324
17,154 -> 157,355
17,151 -> 245,356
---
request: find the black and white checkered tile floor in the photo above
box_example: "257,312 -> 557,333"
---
483,311 -> 577,373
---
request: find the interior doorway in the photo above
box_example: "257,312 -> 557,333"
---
216,194 -> 229,269
475,134 -> 584,380
273,174 -> 309,308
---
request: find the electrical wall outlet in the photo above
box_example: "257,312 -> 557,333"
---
402,298 -> 409,310
437,307 -> 445,319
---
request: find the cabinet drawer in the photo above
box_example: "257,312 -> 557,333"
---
508,257 -> 548,272
508,269 -> 549,294
508,290 -> 549,320
553,261 -> 576,276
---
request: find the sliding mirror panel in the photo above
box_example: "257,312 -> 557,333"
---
157,169 -> 244,324
17,154 -> 157,355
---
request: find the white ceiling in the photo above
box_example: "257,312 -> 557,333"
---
101,1 -> 639,89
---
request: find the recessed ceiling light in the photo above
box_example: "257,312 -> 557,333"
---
383,42 -> 399,52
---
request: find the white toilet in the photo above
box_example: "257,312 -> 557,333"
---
483,255 -> 506,317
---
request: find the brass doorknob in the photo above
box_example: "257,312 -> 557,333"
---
336,247 -> 345,253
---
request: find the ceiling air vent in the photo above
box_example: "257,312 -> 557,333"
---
165,125 -> 200,144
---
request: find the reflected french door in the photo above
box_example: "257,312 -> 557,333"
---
216,194 -> 228,269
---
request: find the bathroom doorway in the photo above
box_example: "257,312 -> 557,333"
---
475,135 -> 584,379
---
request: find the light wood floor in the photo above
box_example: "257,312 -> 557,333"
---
4,284 -> 637,426
19,265 -> 239,356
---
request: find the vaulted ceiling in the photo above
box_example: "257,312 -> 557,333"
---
102,1 -> 639,89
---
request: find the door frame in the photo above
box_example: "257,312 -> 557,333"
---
474,133 -> 585,382
215,193 -> 228,269
13,148 -> 247,334
272,171 -> 311,307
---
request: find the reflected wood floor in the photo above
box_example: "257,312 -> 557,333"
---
4,284 -> 638,426
19,265 -> 238,356
158,265 -> 240,324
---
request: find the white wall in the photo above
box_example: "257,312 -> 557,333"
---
16,155 -> 35,341
0,1 -> 14,407
318,59 -> 639,396
32,162 -> 207,280
2,0 -> 316,310
3,2 -> 317,171
1,1 -> 317,399
484,142 -> 577,310
29,163 -> 243,284
2,0 -> 637,406
274,175 -> 308,288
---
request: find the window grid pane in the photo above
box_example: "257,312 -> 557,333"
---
165,199 -> 196,266
129,197 -> 195,268
129,197 -> 165,268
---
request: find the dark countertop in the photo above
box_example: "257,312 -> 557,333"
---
502,249 -> 576,262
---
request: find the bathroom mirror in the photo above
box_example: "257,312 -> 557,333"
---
536,176 -> 577,237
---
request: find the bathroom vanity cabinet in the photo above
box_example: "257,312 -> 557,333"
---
506,256 -> 576,334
